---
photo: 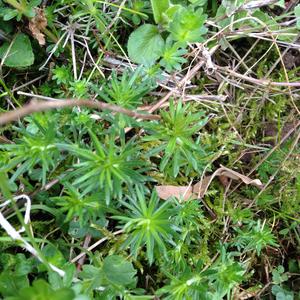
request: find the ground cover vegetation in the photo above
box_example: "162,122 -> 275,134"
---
0,0 -> 299,299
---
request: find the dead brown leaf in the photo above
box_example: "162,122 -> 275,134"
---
29,8 -> 47,46
156,165 -> 263,200
155,185 -> 194,201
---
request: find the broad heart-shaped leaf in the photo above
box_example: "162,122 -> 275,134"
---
103,255 -> 137,286
128,24 -> 165,65
150,0 -> 170,24
0,33 -> 34,67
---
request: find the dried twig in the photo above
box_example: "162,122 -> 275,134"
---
0,97 -> 160,125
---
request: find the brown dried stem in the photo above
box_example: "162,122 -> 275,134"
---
0,98 -> 160,126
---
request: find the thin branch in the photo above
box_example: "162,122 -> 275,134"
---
0,97 -> 160,125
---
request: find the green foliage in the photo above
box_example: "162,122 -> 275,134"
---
80,255 -> 139,298
52,65 -> 72,84
0,33 -> 34,67
123,0 -> 150,25
272,265 -> 288,285
51,183 -> 105,226
0,0 -> 299,299
0,118 -> 60,185
271,285 -> 294,300
102,255 -> 137,286
150,0 -> 170,24
128,24 -> 165,65
1,0 -> 41,20
222,0 -> 244,16
232,220 -> 278,255
144,101 -> 209,177
57,130 -> 148,204
128,0 -> 207,68
5,279 -> 75,300
158,247 -> 245,299
69,79 -> 89,98
97,68 -> 155,109
159,38 -> 187,72
114,188 -> 176,264
295,4 -> 300,29
168,6 -> 207,44
0,273 -> 29,298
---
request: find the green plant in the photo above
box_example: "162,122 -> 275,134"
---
1,0 -> 41,20
0,0 -> 299,298
159,38 -> 187,72
52,65 -> 72,85
144,100 -> 209,177
150,0 -> 170,24
168,6 -> 207,44
69,79 -> 89,98
0,117 -> 60,185
158,247 -> 245,299
127,0 -> 207,68
96,68 -> 155,109
272,265 -> 289,285
123,0 -> 150,25
271,285 -> 294,300
80,255 -> 143,298
232,220 -> 278,255
5,279 -> 76,300
128,23 -> 165,65
57,130 -> 148,204
51,183 -> 105,226
295,4 -> 300,29
114,188 -> 176,264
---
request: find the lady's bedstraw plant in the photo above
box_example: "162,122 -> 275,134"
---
114,187 -> 177,265
144,100 -> 209,177
158,246 -> 245,299
0,117 -> 60,185
57,130 -> 148,204
232,220 -> 278,255
91,67 -> 156,127
51,183 -> 105,226
96,68 -> 155,110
